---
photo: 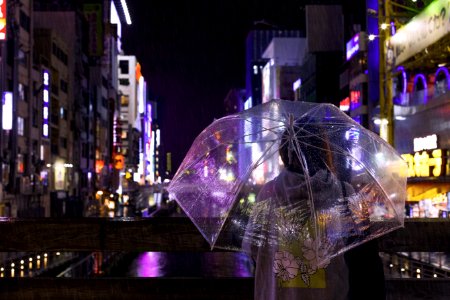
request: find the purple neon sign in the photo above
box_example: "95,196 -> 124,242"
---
346,33 -> 360,61
42,70 -> 50,137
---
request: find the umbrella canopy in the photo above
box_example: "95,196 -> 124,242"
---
168,99 -> 407,269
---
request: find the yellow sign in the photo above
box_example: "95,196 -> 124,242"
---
113,154 -> 125,170
401,149 -> 447,178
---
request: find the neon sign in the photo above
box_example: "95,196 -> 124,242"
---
0,0 -> 6,40
346,33 -> 360,61
401,149 -> 447,178
42,70 -> 50,138
339,97 -> 350,112
2,92 -> 12,130
414,134 -> 437,152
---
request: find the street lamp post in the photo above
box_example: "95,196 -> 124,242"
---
379,0 -> 394,146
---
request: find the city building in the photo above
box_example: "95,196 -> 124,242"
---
245,29 -> 303,108
388,0 -> 450,218
297,4 -> 345,107
0,0 -> 133,217
261,37 -> 306,103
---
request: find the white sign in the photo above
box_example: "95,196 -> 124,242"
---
389,0 -> 450,66
2,92 -> 12,130
414,134 -> 438,152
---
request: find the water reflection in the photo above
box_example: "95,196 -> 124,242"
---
127,252 -> 254,278
381,252 -> 450,279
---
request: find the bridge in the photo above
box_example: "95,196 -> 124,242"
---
0,217 -> 448,299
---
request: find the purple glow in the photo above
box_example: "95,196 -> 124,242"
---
413,73 -> 428,104
396,66 -> 407,94
346,33 -> 360,61
390,21 -> 396,36
135,252 -> 162,277
42,70 -> 50,138
2,92 -> 12,130
435,67 -> 450,91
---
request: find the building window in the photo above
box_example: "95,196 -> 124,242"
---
60,107 -> 67,120
32,108 -> 38,127
60,79 -> 68,93
60,137 -> 67,149
18,84 -> 29,102
52,42 -> 68,65
19,10 -> 30,32
119,60 -> 129,74
18,117 -> 24,136
119,78 -> 130,86
120,95 -> 129,106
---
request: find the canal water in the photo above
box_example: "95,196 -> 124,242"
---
123,252 -> 254,278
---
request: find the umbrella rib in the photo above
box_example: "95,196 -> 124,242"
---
211,139 -> 279,248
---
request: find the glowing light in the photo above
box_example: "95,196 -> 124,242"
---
108,201 -> 115,210
11,263 -> 15,268
380,23 -> 388,30
293,78 -> 301,91
368,34 -> 376,41
120,0 -> 132,25
2,92 -> 13,130
416,268 -> 421,273
20,260 -> 24,265
0,267 -> 3,272
248,193 -> 256,204
56,252 -> 60,256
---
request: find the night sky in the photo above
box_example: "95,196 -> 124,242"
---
122,0 -> 305,173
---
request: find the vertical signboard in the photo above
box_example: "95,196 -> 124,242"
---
0,0 -> 6,40
2,92 -> 12,130
42,70 -> 50,137
83,3 -> 103,57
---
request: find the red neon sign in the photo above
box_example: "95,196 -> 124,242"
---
0,0 -> 6,40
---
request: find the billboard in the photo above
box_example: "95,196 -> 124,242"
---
389,0 -> 450,66
0,0 -> 6,40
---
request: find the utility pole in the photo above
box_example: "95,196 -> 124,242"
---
379,0 -> 394,146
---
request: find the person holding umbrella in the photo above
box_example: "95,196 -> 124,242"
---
244,118 -> 386,299
168,100 -> 406,300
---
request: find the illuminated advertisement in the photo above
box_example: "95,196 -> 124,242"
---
42,70 -> 50,137
390,0 -> 450,66
0,0 -> 6,40
346,32 -> 367,61
346,33 -> 359,60
2,92 -> 12,130
401,149 -> 447,178
262,62 -> 271,103
339,97 -> 350,112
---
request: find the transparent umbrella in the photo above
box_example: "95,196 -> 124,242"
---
168,99 -> 407,275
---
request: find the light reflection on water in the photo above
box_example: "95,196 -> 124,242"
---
128,252 -> 254,278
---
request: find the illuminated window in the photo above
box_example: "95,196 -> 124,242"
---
120,95 -> 129,106
17,117 -> 24,136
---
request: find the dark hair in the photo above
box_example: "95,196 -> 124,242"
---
279,122 -> 333,175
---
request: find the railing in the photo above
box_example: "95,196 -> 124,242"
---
0,218 -> 448,299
